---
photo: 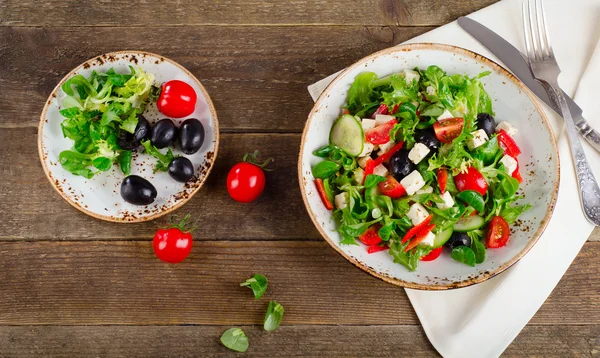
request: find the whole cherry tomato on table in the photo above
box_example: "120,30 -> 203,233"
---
153,214 -> 195,263
157,80 -> 197,118
227,151 -> 273,203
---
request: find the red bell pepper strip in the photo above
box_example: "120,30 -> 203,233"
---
405,224 -> 436,252
370,103 -> 389,119
420,247 -> 443,261
361,142 -> 404,184
367,245 -> 390,254
513,162 -> 523,183
497,129 -> 521,157
314,179 -> 334,210
401,214 -> 433,243
390,104 -> 399,114
437,168 -> 448,193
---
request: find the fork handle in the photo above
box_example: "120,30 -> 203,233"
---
546,80 -> 600,225
574,119 -> 600,154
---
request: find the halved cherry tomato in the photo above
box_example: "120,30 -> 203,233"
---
378,175 -> 407,199
497,129 -> 521,157
433,117 -> 464,143
513,162 -> 523,183
405,224 -> 436,252
365,119 -> 398,145
370,103 -> 389,119
360,224 -> 383,246
157,80 -> 197,118
402,214 -> 433,243
437,168 -> 448,193
420,247 -> 443,261
486,216 -> 510,248
314,179 -> 334,210
454,167 -> 488,195
368,245 -> 389,254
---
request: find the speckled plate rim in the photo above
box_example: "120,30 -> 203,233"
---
298,43 -> 560,290
38,50 -> 220,223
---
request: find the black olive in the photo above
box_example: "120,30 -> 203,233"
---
117,115 -> 153,150
133,115 -> 152,143
389,149 -> 415,181
445,232 -> 472,251
120,175 -> 157,205
151,118 -> 178,149
168,157 -> 195,183
414,128 -> 440,153
179,118 -> 205,155
477,113 -> 496,137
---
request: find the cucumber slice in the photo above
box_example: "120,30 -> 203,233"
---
329,114 -> 364,157
432,227 -> 454,248
453,215 -> 485,232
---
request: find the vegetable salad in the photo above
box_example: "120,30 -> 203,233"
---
312,66 -> 530,271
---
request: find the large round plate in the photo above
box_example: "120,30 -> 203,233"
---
39,51 -> 219,223
299,43 -> 559,290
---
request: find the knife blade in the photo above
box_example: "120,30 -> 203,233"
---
457,16 -> 600,153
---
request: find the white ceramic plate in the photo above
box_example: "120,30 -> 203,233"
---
38,51 -> 219,223
299,43 -> 559,290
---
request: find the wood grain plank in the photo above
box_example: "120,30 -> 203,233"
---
0,240 -> 597,326
0,0 -> 498,27
0,26 -> 430,131
0,325 -> 597,357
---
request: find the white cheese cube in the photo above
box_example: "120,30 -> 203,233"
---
466,129 -> 489,150
426,85 -> 437,96
353,167 -> 365,185
375,114 -> 395,126
496,121 -> 518,136
400,170 -> 426,195
359,142 -> 374,157
357,156 -> 371,168
437,109 -> 454,121
361,118 -> 377,132
404,69 -> 420,85
373,164 -> 388,177
500,155 -> 518,175
436,191 -> 455,210
416,186 -> 433,195
407,203 -> 429,226
377,140 -> 396,156
419,231 -> 436,247
408,143 -> 431,164
334,193 -> 348,210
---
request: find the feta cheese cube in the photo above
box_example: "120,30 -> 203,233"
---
416,186 -> 434,195
496,121 -> 518,136
400,170 -> 426,195
437,109 -> 454,121
375,114 -> 395,126
426,85 -> 437,96
359,142 -> 375,157
377,140 -> 396,156
353,167 -> 365,185
419,231 -> 436,247
408,143 -> 431,164
373,164 -> 388,177
357,156 -> 370,168
407,203 -> 429,226
334,193 -> 348,210
404,69 -> 420,85
466,129 -> 489,150
436,191 -> 455,210
361,118 -> 377,132
500,155 -> 518,175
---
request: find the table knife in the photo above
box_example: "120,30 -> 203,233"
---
457,16 -> 600,153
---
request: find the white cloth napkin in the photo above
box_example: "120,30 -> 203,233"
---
307,1 -> 600,356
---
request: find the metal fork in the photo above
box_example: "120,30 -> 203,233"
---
523,0 -> 600,225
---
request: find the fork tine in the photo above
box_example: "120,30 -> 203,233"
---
522,1 -> 534,61
537,0 -> 553,57
528,0 -> 541,61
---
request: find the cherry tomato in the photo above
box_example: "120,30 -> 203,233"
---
365,119 -> 398,145
314,179 -> 334,210
437,168 -> 448,193
367,245 -> 389,254
454,167 -> 488,195
513,162 -> 523,183
420,247 -> 443,261
433,117 -> 464,143
378,175 -> 407,199
370,103 -> 389,119
153,227 -> 193,263
497,129 -> 521,157
227,151 -> 272,203
486,216 -> 510,248
157,80 -> 197,118
359,224 -> 383,246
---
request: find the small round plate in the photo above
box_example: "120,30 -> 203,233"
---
38,51 -> 219,223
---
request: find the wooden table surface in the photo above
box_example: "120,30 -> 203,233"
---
1,0 -> 599,356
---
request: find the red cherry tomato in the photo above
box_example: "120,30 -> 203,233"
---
454,167 -> 488,195
420,247 -> 443,261
513,162 -> 523,183
497,129 -> 521,157
486,216 -> 510,248
437,168 -> 448,193
157,80 -> 197,118
359,224 -> 383,246
153,227 -> 193,263
378,175 -> 407,199
227,162 -> 266,203
367,245 -> 389,254
433,117 -> 464,143
370,103 -> 389,119
365,119 -> 398,145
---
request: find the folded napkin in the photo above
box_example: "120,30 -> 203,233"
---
307,0 -> 600,356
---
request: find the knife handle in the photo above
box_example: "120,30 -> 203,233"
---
576,120 -> 600,153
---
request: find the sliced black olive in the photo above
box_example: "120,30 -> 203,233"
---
477,113 -> 496,137
117,115 -> 152,150
179,118 -> 205,155
445,232 -> 472,251
389,149 -> 415,181
151,118 -> 178,149
120,175 -> 157,205
414,128 -> 440,153
168,157 -> 195,183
